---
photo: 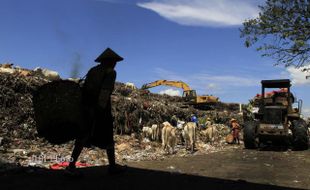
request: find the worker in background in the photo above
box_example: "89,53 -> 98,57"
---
230,118 -> 240,145
66,48 -> 126,176
191,114 -> 199,128
170,115 -> 178,127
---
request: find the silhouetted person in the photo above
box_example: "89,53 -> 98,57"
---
66,48 -> 126,175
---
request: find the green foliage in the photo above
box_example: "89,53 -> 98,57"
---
240,0 -> 310,69
198,116 -> 207,125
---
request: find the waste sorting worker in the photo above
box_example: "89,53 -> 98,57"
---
191,114 -> 199,128
230,118 -> 240,145
67,48 -> 126,175
170,115 -> 178,127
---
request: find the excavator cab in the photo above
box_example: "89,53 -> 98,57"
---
182,90 -> 197,102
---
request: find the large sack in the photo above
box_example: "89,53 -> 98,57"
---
33,80 -> 83,144
226,134 -> 234,144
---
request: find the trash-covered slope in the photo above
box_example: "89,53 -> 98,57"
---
0,65 -> 243,170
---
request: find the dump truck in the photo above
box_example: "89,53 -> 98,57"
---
243,79 -> 308,150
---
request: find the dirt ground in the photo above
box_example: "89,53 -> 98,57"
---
1,146 -> 309,190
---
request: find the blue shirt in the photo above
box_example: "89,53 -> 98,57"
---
191,116 -> 198,123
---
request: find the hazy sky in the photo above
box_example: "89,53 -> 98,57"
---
0,0 -> 309,117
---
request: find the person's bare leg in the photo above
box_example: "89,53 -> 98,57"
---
107,147 -> 115,166
68,139 -> 84,169
107,146 -> 127,174
64,138 -> 86,177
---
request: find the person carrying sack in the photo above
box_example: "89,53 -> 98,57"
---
66,48 -> 126,176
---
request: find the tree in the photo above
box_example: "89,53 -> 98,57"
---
240,0 -> 310,74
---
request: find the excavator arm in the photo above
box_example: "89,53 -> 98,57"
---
141,80 -> 192,91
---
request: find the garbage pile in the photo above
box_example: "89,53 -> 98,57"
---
0,65 -> 243,171
0,72 -> 47,143
112,82 -> 243,135
112,82 -> 198,135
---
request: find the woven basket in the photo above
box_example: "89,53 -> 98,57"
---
33,80 -> 83,144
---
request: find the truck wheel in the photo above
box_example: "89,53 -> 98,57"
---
292,120 -> 309,150
243,121 -> 258,149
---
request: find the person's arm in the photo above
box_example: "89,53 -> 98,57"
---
98,70 -> 116,109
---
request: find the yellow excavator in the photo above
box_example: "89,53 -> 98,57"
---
141,80 -> 219,109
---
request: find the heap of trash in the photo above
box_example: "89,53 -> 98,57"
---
0,64 -> 243,171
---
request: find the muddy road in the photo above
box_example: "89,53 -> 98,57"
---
1,146 -> 310,190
